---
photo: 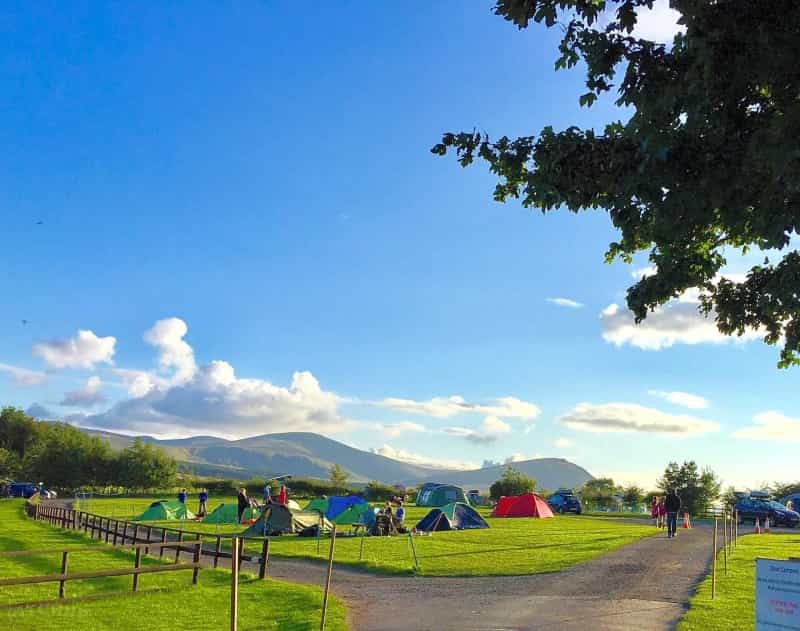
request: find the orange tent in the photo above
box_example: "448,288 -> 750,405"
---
491,493 -> 554,518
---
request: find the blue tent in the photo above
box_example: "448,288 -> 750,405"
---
325,496 -> 367,521
415,502 -> 488,532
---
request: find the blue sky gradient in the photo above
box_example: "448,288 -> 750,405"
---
3,1 -> 798,489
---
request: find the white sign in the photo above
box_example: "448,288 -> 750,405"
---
756,558 -> 800,630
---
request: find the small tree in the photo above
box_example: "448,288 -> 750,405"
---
580,478 -> 618,509
117,439 -> 177,491
621,484 -> 644,507
489,465 -> 536,500
658,461 -> 721,516
329,464 -> 348,493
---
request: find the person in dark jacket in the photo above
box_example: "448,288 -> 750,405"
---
237,487 -> 249,522
664,489 -> 682,538
198,488 -> 208,517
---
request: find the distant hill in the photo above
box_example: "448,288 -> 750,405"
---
80,428 -> 593,490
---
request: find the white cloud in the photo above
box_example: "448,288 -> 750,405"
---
60,376 -> 106,407
370,444 -> 478,471
376,421 -> 427,438
0,362 -> 46,386
375,395 -> 540,424
630,0 -> 684,43
560,402 -> 719,436
546,297 -> 584,309
554,437 -> 573,448
113,368 -> 164,399
143,318 -> 196,384
734,411 -> 800,443
600,301 -> 762,351
504,452 -> 526,463
443,426 -> 498,445
648,390 -> 709,410
32,329 -> 116,369
630,265 -> 657,280
482,415 -> 511,434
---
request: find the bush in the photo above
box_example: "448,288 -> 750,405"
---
489,466 -> 537,500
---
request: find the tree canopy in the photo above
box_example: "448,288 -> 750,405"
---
328,463 -> 349,492
490,465 -> 537,499
433,0 -> 800,367
658,460 -> 720,515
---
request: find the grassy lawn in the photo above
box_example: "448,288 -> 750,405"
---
0,500 -> 347,631
679,533 -> 800,631
79,497 -> 658,576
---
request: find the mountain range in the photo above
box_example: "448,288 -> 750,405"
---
82,428 -> 593,491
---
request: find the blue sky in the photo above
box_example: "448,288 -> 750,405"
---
2,1 -> 798,490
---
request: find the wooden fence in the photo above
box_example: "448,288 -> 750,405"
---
25,502 -> 271,579
0,539 -> 201,606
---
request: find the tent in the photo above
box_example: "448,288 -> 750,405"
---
304,496 -> 367,521
202,503 -> 260,524
415,502 -> 489,532
241,504 -> 332,536
416,483 -> 469,507
286,499 -> 301,511
133,500 -> 196,522
491,493 -> 554,518
331,502 -> 371,525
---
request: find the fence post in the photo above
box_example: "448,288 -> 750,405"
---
105,518 -> 111,543
175,530 -> 184,563
59,551 -> 69,599
711,517 -> 718,599
320,525 -> 337,631
145,526 -> 152,556
159,529 -> 167,559
132,547 -> 142,592
408,532 -> 419,571
723,512 -> 728,576
84,513 -> 89,534
214,535 -> 222,568
192,539 -> 202,585
133,524 -> 140,546
259,538 -> 269,579
230,537 -> 240,631
34,504 -> 40,520
112,520 -> 119,546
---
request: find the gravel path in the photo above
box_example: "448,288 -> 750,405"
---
244,525 -> 716,630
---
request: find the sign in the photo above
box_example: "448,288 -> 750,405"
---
756,558 -> 800,630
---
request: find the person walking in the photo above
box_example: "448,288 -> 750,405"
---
651,496 -> 660,527
664,488 -> 682,538
198,488 -> 208,517
237,487 -> 248,523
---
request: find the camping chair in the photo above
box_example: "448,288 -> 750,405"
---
370,514 -> 398,536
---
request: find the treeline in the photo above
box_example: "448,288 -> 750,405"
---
0,407 -> 176,491
198,476 -> 402,501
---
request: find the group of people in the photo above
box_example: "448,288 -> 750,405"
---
650,489 -> 682,538
237,483 -> 289,522
176,487 -> 209,517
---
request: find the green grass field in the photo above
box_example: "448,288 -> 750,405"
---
0,500 -> 347,631
679,533 -> 800,631
78,496 -> 659,576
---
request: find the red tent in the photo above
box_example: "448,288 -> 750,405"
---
491,493 -> 554,518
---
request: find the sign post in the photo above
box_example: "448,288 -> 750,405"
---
756,558 -> 800,630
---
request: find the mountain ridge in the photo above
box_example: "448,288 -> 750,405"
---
80,427 -> 593,490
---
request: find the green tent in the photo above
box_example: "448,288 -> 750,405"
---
304,498 -> 328,514
133,500 -> 196,522
241,504 -> 332,536
202,503 -> 260,524
331,502 -> 371,525
416,483 -> 469,507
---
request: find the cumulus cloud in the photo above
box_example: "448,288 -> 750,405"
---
0,362 -> 46,386
600,301 -> 762,351
546,297 -> 584,309
482,415 -> 511,434
370,445 -> 478,471
554,437 -> 573,448
734,411 -> 800,443
60,376 -> 106,407
32,329 -> 116,369
648,390 -> 709,410
375,395 -> 540,424
143,318 -> 196,384
113,368 -> 163,398
560,402 -> 719,435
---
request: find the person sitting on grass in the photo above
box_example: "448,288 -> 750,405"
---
177,488 -> 187,504
198,488 -> 208,516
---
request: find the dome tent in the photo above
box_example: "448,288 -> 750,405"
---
133,500 -> 196,522
304,496 -> 366,521
241,504 -> 332,536
416,483 -> 469,507
415,502 -> 489,532
202,503 -> 260,524
491,493 -> 554,518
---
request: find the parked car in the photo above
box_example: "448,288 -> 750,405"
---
735,495 -> 800,527
7,482 -> 40,499
548,489 -> 582,514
